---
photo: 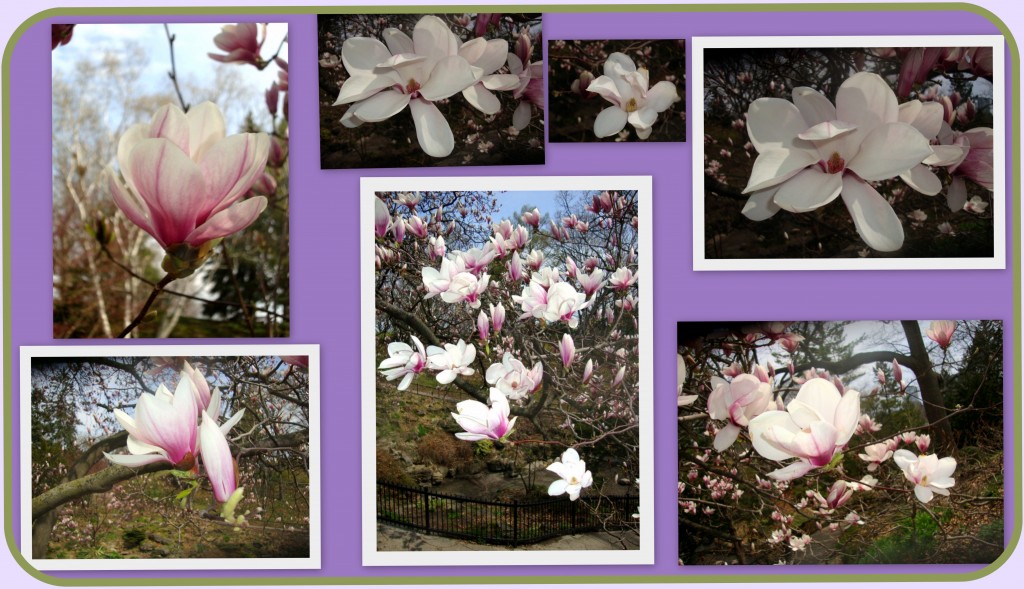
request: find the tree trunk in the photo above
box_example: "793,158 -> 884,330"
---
901,320 -> 954,451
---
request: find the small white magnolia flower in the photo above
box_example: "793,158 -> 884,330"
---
588,52 -> 680,139
547,448 -> 593,500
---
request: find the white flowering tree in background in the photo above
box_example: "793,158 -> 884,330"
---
30,355 -> 311,560
702,46 -> 994,258
549,39 -> 686,142
318,13 -> 544,168
51,23 -> 290,338
677,320 -> 1003,565
374,189 -> 641,541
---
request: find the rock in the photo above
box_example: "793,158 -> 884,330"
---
147,533 -> 172,545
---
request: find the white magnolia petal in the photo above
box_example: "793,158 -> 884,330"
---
603,52 -> 637,76
792,87 -> 837,126
847,122 -> 934,181
741,185 -> 782,221
946,176 -> 968,212
462,84 -> 501,114
645,81 -> 679,112
419,56 -> 480,101
586,75 -> 623,107
482,73 -> 521,91
772,167 -> 844,213
742,148 -> 818,193
594,106 -> 628,138
334,74 -> 397,105
836,71 -> 899,130
347,89 -> 410,122
408,98 -> 455,157
342,37 -> 393,76
746,98 -> 808,152
797,120 -> 857,141
900,164 -> 942,196
841,175 -> 905,252
924,144 -> 968,167
413,14 -> 459,63
381,28 -> 414,56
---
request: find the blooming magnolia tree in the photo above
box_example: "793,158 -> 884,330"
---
702,46 -> 995,258
677,320 -> 1004,565
319,13 -> 544,168
549,39 -> 686,142
374,189 -> 641,536
52,23 -> 290,338
30,355 -> 311,559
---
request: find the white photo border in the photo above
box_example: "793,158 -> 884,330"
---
361,176 -> 654,566
691,35 -> 1006,271
19,344 -> 322,571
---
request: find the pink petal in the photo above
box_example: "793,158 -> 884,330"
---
127,138 -> 207,246
110,174 -> 159,245
199,413 -> 237,502
185,196 -> 267,246
147,104 -> 191,157
186,102 -> 227,163
199,133 -> 271,220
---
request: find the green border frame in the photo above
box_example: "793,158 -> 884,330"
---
3,3 -> 1019,585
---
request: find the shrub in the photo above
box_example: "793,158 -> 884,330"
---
376,447 -> 414,486
416,431 -> 472,469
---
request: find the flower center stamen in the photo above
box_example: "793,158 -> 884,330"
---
406,79 -> 421,95
825,152 -> 845,174
625,98 -> 638,113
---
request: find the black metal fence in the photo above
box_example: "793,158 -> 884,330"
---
377,481 -> 639,546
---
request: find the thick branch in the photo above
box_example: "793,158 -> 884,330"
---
32,461 -> 172,519
785,351 -> 917,377
902,320 -> 954,450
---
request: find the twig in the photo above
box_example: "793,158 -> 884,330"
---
118,274 -> 174,338
164,24 -> 190,111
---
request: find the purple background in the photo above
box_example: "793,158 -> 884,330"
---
4,5 -> 1015,584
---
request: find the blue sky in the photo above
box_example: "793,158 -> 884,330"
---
52,22 -> 287,132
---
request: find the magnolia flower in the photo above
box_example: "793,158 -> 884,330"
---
521,208 -> 541,228
443,271 -> 489,308
916,434 -> 932,452
452,388 -> 516,441
777,333 -> 804,354
279,355 -> 309,369
541,282 -> 592,328
856,414 -> 883,434
104,376 -> 199,468
110,102 -> 270,275
582,358 -> 594,384
944,126 -> 994,211
706,374 -> 773,451
476,311 -> 490,341
485,353 -> 543,400
741,73 -> 934,251
588,52 -> 680,139
182,361 -> 213,411
490,302 -> 506,333
458,37 -> 520,114
926,320 -> 957,349
208,23 -> 263,65
378,336 -> 427,390
427,339 -> 477,384
893,449 -> 956,503
857,442 -> 893,471
809,480 -> 854,512
397,191 -> 422,210
560,333 -> 575,368
748,378 -> 861,481
428,235 -> 446,260
608,267 -> 638,291
507,34 -> 544,130
577,268 -> 606,296
547,448 -> 593,500
335,16 -> 481,157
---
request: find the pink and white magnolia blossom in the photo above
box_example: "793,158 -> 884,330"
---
490,302 -> 506,333
521,208 -> 541,228
406,215 -> 427,239
427,339 -> 477,384
452,388 -> 517,442
428,235 -> 446,260
397,191 -> 422,210
856,413 -> 883,434
485,353 -> 543,400
378,336 -> 428,390
926,320 -> 957,350
706,374 -> 773,451
741,73 -> 935,251
916,434 -> 932,452
560,333 -> 576,368
608,267 -> 638,291
182,361 -> 213,411
199,411 -> 239,503
110,102 -> 270,268
507,34 -> 544,131
104,376 -> 199,468
582,358 -> 595,384
208,23 -> 263,65
938,123 -> 994,211
506,253 -> 525,282
547,448 -> 593,501
612,366 -> 626,387
895,100 -> 968,197
577,268 -> 606,296
458,36 -> 520,115
525,249 -> 545,271
442,270 -> 489,308
748,378 -> 861,481
857,442 -> 893,472
375,197 -> 390,238
809,480 -> 854,512
588,52 -> 680,139
513,279 -> 593,328
893,449 -> 956,503
777,333 -> 804,354
477,311 -> 490,341
334,16 -> 482,157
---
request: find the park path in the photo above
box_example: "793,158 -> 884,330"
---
377,523 -> 640,552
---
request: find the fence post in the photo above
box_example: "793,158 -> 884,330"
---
422,486 -> 430,533
512,500 -> 519,547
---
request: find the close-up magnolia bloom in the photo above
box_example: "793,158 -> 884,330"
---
706,374 -> 773,451
893,449 -> 956,503
588,52 -> 680,139
748,378 -> 861,481
857,441 -> 894,471
507,34 -> 545,131
378,336 -> 428,390
547,448 -> 593,501
426,339 -> 477,384
334,16 -> 482,157
110,102 -> 270,275
740,72 -> 935,251
199,411 -> 238,503
104,376 -> 199,468
560,333 -> 576,368
451,388 -> 517,441
927,320 -> 957,350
